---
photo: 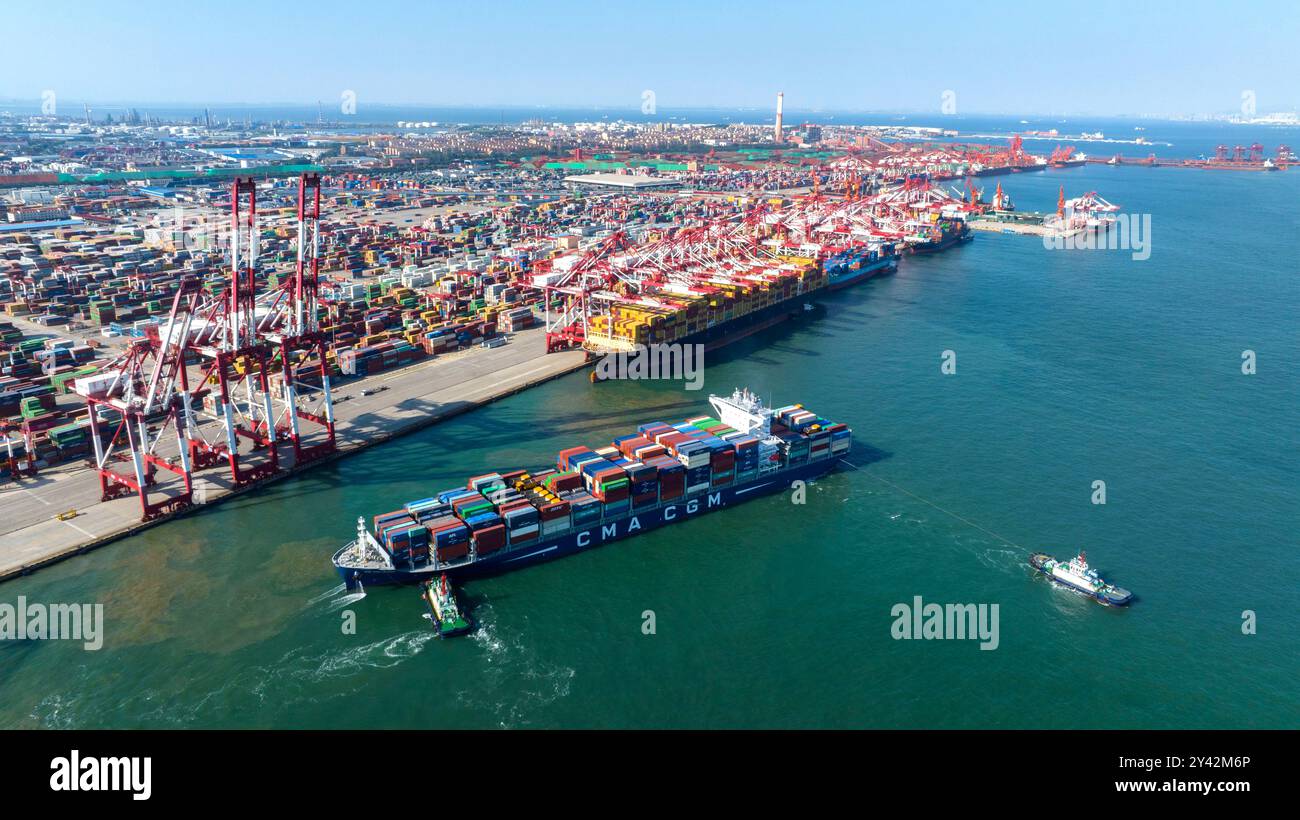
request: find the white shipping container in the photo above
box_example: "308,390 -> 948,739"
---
401,269 -> 433,288
531,271 -> 566,289
73,370 -> 122,398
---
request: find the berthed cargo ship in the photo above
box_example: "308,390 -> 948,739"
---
584,257 -> 826,354
906,218 -> 973,254
333,388 -> 851,588
824,242 -> 900,290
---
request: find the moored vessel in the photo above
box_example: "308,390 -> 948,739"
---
906,218 -> 973,253
825,242 -> 900,289
582,257 -> 827,355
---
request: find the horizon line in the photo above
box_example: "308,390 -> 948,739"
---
0,98 -> 1290,121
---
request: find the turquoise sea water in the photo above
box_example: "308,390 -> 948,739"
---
1,163 -> 1297,729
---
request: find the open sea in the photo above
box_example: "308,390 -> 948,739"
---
0,124 -> 1297,728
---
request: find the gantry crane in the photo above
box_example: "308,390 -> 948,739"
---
75,173 -> 338,520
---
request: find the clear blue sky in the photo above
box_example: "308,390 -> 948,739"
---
6,0 -> 1297,115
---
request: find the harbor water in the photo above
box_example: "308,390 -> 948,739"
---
1,160 -> 1297,729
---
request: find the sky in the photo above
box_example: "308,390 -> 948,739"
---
4,0 -> 1297,116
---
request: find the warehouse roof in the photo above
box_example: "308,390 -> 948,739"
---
0,218 -> 85,232
563,173 -> 681,189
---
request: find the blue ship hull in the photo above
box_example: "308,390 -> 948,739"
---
828,255 -> 899,290
335,458 -> 839,589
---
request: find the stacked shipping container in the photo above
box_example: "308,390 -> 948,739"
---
365,404 -> 847,567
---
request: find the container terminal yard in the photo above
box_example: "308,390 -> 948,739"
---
0,1 -> 1297,787
0,102 -> 1293,583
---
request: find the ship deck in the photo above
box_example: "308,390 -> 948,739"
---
337,457 -> 836,575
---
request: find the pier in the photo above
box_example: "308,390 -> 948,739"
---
0,328 -> 587,583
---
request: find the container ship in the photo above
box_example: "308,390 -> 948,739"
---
333,388 -> 851,588
824,242 -> 900,290
905,218 -> 972,254
584,256 -> 826,353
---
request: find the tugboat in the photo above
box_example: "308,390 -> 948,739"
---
421,574 -> 473,637
1029,551 -> 1132,606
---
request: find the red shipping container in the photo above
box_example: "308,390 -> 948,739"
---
556,446 -> 588,470
372,510 -> 408,531
550,472 -> 583,492
499,500 -> 536,516
617,436 -> 652,458
538,501 -> 571,520
656,431 -> 691,449
632,443 -> 666,460
591,465 -> 627,481
436,542 -> 470,562
23,414 -> 65,432
427,518 -> 463,537
472,523 -> 506,555
658,484 -> 685,501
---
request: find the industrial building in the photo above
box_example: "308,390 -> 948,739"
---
562,173 -> 681,191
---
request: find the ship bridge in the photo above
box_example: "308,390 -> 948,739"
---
709,388 -> 773,437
